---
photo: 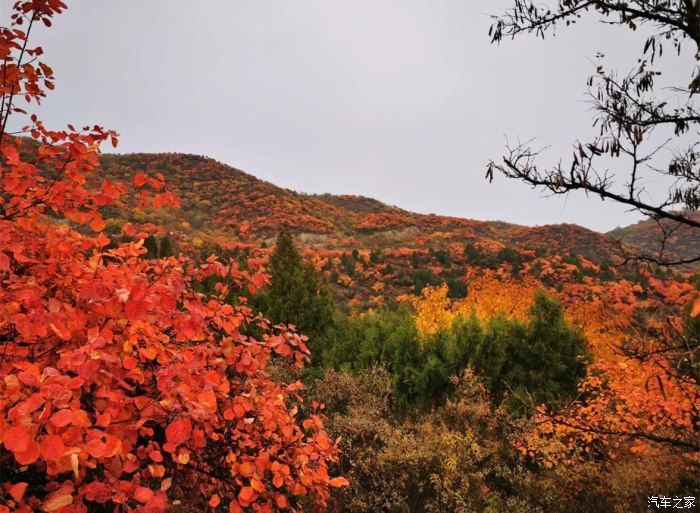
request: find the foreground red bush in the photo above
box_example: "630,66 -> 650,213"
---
0,2 -> 345,512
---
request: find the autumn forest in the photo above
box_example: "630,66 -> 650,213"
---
1,1 -> 699,513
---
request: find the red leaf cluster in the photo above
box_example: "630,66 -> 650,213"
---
0,3 -> 343,513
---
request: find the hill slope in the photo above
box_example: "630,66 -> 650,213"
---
608,213 -> 700,264
94,151 -> 670,308
100,152 -> 620,260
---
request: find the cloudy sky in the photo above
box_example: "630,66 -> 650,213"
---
13,0 -> 696,231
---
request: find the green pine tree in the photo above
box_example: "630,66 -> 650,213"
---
494,291 -> 589,411
256,228 -> 334,343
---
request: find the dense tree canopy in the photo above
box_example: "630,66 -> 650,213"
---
316,285 -> 588,411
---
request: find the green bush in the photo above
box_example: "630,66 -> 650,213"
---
315,291 -> 589,412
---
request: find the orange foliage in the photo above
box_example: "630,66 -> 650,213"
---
412,284 -> 455,338
520,279 -> 699,468
355,211 -> 415,232
455,269 -> 540,321
0,4 -> 343,513
518,353 -> 699,468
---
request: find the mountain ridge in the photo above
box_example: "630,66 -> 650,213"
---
607,212 -> 700,264
99,151 -> 618,257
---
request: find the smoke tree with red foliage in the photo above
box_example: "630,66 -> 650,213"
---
0,2 -> 346,513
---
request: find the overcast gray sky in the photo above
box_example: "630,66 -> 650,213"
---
13,0 -> 697,232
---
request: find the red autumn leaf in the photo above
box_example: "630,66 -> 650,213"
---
122,222 -> 136,236
96,233 -> 110,248
329,477 -> 349,487
82,481 -> 113,503
49,409 -> 73,428
133,171 -> 148,187
196,390 -> 217,412
148,450 -> 163,462
253,272 -> 268,288
9,482 -> 28,501
40,434 -> 65,461
86,438 -> 107,458
133,486 -> 154,504
124,282 -> 149,321
15,440 -> 40,465
238,486 -> 254,504
89,216 -> 106,232
0,251 -> 10,271
239,461 -> 255,478
3,145 -> 20,164
250,478 -> 264,493
3,425 -> 32,453
123,355 -> 137,370
48,321 -> 71,341
153,193 -> 170,208
691,298 -> 700,318
165,418 -> 192,446
275,494 -> 288,509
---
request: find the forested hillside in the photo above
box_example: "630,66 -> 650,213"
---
608,212 -> 700,265
100,151 -> 618,255
96,151 -> 648,307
